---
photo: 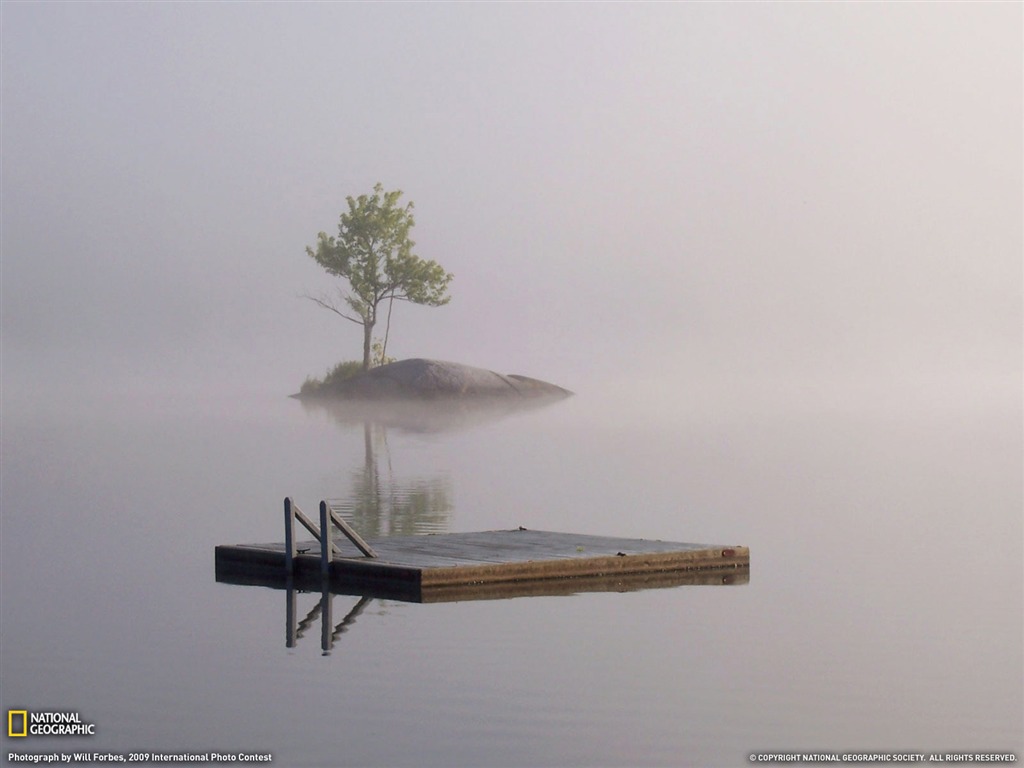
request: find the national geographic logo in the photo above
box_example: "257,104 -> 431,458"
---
7,710 -> 96,737
7,711 -> 26,737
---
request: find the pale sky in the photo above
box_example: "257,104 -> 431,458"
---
2,2 -> 1020,411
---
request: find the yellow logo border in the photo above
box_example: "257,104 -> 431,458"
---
8,710 -> 28,737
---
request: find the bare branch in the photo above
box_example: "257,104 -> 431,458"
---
301,293 -> 364,326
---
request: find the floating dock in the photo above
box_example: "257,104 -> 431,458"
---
215,499 -> 749,602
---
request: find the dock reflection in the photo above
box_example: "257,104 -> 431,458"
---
270,568 -> 749,655
286,581 -> 373,656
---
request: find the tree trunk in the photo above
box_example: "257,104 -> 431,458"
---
362,321 -> 373,371
381,296 -> 394,364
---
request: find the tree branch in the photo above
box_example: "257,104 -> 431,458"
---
301,293 -> 365,326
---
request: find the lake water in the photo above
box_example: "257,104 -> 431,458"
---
1,380 -> 1021,767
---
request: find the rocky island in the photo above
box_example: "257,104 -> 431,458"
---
294,358 -> 572,401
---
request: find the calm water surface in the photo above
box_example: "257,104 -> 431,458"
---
1,383 -> 1020,767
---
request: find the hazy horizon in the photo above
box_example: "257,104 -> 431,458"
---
2,3 -> 1021,417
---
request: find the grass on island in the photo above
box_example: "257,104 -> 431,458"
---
300,345 -> 397,396
299,360 -> 364,396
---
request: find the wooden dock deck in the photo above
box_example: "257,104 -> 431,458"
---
216,524 -> 750,603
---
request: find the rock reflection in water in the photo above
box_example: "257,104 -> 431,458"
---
297,391 -> 570,435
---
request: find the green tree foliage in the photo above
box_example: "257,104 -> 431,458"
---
305,183 -> 453,370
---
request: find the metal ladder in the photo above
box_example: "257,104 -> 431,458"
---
283,497 -> 378,575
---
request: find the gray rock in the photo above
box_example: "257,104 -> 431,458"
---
303,358 -> 572,400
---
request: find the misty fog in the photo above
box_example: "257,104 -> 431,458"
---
2,6 -> 1022,764
2,3 -> 1019,423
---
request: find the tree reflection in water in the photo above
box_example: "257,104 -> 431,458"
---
329,421 -> 452,537
298,393 -> 569,538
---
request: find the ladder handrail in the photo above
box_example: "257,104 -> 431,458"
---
324,501 -> 378,559
293,503 -> 323,543
283,497 -> 378,576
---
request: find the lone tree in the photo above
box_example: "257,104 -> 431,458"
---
305,183 -> 453,371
